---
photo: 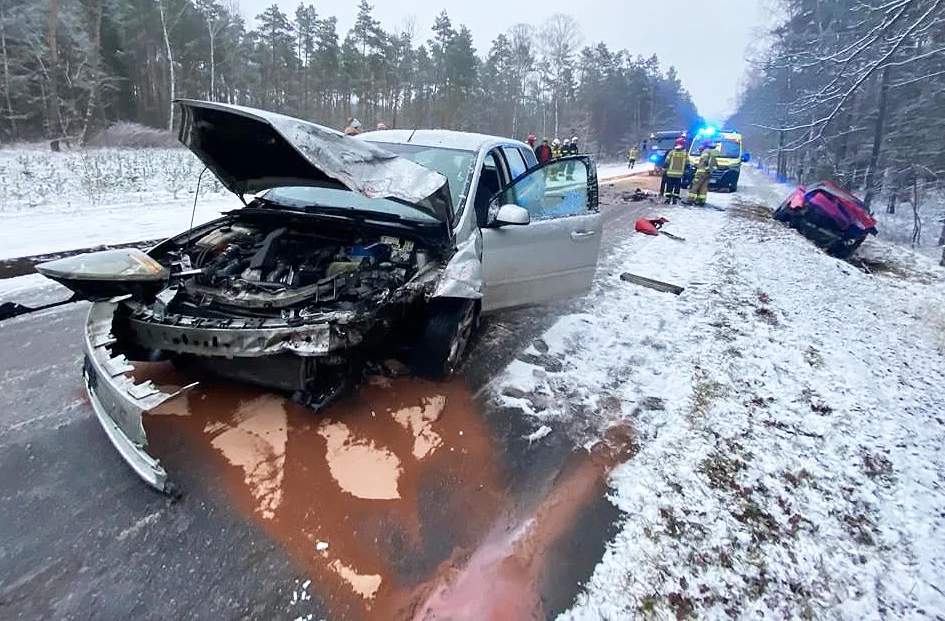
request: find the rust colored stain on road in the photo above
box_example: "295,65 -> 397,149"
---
134,363 -> 637,620
138,364 -> 508,618
134,363 -> 635,618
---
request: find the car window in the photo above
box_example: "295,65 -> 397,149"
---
497,159 -> 591,221
519,147 -> 538,169
501,146 -> 527,181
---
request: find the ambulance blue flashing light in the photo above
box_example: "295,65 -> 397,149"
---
697,125 -> 717,136
649,153 -> 660,162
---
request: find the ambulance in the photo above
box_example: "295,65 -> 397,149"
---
682,126 -> 750,192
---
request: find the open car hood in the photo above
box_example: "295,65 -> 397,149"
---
176,100 -> 453,224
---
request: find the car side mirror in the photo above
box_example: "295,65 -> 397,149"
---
741,153 -> 751,163
490,204 -> 530,227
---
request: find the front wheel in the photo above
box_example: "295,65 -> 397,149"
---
418,299 -> 477,379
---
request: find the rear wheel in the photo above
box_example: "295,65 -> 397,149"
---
418,299 -> 477,379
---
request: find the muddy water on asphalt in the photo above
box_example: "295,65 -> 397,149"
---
134,363 -> 636,620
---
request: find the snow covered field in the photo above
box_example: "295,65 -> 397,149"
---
0,146 -> 241,260
490,170 -> 945,619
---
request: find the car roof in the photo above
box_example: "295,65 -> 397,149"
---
358,129 -> 527,153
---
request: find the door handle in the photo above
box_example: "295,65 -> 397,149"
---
570,230 -> 596,240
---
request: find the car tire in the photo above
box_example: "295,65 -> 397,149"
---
419,298 -> 477,380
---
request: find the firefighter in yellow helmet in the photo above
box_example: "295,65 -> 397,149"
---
551,138 -> 562,159
687,141 -> 718,206
628,145 -> 638,169
662,144 -> 688,204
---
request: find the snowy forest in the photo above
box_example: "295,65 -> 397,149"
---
0,0 -> 700,159
728,0 -> 945,220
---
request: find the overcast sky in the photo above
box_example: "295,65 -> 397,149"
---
237,0 -> 775,121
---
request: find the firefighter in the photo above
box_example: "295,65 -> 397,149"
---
687,142 -> 718,206
565,136 -> 579,179
526,133 -> 537,149
662,144 -> 688,204
551,138 -> 562,158
628,145 -> 638,169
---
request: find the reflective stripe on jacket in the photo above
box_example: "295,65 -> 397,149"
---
664,149 -> 688,177
697,150 -> 718,172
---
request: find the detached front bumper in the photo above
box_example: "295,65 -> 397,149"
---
83,301 -> 195,494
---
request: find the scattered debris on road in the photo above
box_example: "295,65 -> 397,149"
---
620,272 -> 685,295
523,424 -> 552,445
634,216 -> 685,241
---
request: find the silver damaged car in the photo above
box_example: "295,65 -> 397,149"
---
36,100 -> 603,493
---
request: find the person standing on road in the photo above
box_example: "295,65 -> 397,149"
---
628,145 -> 638,169
687,143 -> 718,206
526,133 -> 537,150
535,138 -> 553,164
661,144 -> 688,204
551,138 -> 562,159
565,136 -> 579,180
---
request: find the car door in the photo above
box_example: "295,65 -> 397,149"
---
480,155 -> 602,313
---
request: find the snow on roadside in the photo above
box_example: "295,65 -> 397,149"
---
0,273 -> 71,307
489,181 -> 945,619
0,146 -> 242,260
597,161 -> 654,180
0,194 -> 241,261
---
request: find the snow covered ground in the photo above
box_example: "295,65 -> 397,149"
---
489,169 -> 945,619
0,147 -> 241,261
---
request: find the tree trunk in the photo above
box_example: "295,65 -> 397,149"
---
208,27 -> 215,98
80,0 -> 105,145
553,97 -> 559,138
886,178 -> 898,215
911,173 -> 921,247
158,0 -> 175,131
863,66 -> 891,210
0,11 -> 16,140
46,0 -> 61,138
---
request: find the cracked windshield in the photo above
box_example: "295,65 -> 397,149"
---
1,0 -> 944,619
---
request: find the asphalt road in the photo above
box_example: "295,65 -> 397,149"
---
0,179 -> 655,621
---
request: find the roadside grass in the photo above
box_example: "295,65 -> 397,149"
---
728,200 -> 774,222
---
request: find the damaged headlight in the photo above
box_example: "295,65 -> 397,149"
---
35,248 -> 170,302
37,248 -> 169,282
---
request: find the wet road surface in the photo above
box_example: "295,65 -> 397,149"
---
0,178 -> 658,620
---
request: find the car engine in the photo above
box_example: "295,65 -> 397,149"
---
160,224 -> 429,317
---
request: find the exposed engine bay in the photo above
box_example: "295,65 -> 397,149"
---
101,218 -> 444,399
155,222 -> 434,319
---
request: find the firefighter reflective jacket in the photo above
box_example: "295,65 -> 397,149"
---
629,147 -> 638,160
663,149 -> 688,178
697,149 -> 718,172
